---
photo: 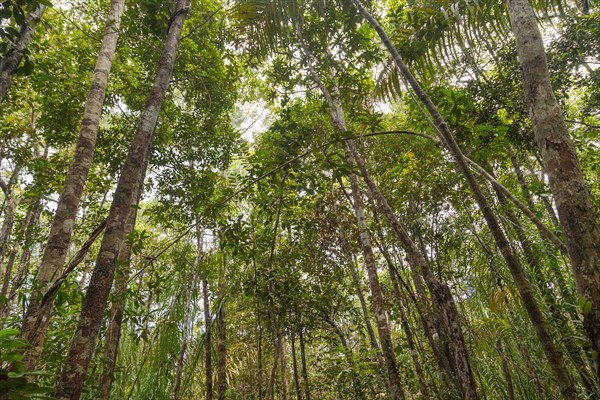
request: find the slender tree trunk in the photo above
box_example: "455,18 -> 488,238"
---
348,134 -> 475,400
6,200 -> 41,306
385,253 -> 430,400
506,0 -> 600,365
0,180 -> 19,279
217,255 -> 227,400
351,2 -> 577,397
0,199 -> 39,314
19,0 -> 126,370
203,277 -> 214,400
345,168 -> 407,400
336,213 -> 382,362
54,3 -> 189,398
290,328 -> 303,400
0,5 -> 45,103
279,331 -> 289,400
266,336 -> 280,400
496,339 -> 516,400
298,329 -> 310,400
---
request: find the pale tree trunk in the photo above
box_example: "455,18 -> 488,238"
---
54,2 -> 189,398
0,5 -> 45,103
217,255 -> 227,400
203,277 -> 214,400
505,0 -> 600,362
346,168 -> 407,400
351,2 -> 577,397
20,0 -> 126,370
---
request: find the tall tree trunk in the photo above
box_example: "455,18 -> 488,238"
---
0,198 -> 39,311
505,0 -> 600,363
351,2 -> 577,397
54,2 -> 189,398
336,212 -> 383,365
345,168 -> 407,400
290,327 -> 303,400
0,5 -> 45,103
217,255 -> 227,400
279,331 -> 289,400
97,182 -> 144,400
298,329 -> 310,400
266,336 -> 280,400
203,277 -> 214,400
19,0 -> 126,370
496,339 -> 516,400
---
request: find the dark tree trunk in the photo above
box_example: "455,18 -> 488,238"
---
0,5 -> 45,103
203,277 -> 214,400
290,328 -> 303,400
54,2 -> 189,398
298,329 -> 310,400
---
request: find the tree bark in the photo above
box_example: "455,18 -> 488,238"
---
54,2 -> 189,398
290,328 -> 303,400
0,5 -> 45,103
217,255 -> 227,400
506,0 -> 600,364
20,0 -> 126,370
97,182 -> 144,400
203,277 -> 214,400
298,329 -> 310,400
345,167 -> 407,400
351,2 -> 577,397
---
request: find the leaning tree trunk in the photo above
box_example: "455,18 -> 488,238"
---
54,2 -> 189,398
350,1 -> 577,398
0,5 -> 45,104
346,168 -> 407,400
20,0 -> 126,371
505,0 -> 600,362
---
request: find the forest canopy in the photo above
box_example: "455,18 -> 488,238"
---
0,0 -> 599,399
